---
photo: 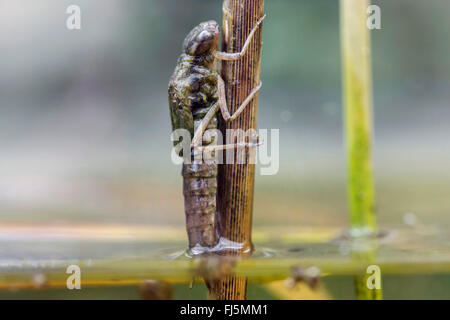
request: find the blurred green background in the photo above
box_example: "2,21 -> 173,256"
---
1,274 -> 449,300
1,1 -> 449,238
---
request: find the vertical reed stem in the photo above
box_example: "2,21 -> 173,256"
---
340,0 -> 377,237
211,0 -> 264,300
340,0 -> 382,300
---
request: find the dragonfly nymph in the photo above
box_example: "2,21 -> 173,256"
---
168,14 -> 266,254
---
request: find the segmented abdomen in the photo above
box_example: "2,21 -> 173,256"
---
182,163 -> 217,250
169,54 -> 218,252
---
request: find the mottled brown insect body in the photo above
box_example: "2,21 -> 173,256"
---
169,21 -> 221,251
168,16 -> 265,253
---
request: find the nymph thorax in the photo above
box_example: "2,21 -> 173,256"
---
169,20 -> 221,141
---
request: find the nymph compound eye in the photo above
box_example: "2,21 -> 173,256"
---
183,21 -> 220,56
197,30 -> 213,43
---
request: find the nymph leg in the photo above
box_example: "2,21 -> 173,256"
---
214,14 -> 266,61
217,75 -> 262,122
190,76 -> 262,149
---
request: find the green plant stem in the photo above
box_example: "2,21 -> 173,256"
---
340,0 -> 382,300
341,0 -> 376,236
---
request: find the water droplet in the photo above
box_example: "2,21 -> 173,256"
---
32,273 -> 46,288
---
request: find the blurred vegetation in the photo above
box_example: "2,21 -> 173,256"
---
0,0 -> 450,300
1,274 -> 449,299
1,0 -> 449,236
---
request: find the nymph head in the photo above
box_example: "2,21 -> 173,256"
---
183,21 -> 220,56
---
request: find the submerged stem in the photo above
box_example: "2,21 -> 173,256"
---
210,0 -> 265,300
340,0 -> 382,300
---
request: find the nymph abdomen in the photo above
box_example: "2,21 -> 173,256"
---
182,162 -> 218,250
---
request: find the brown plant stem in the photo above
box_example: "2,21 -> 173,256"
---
210,0 -> 264,300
